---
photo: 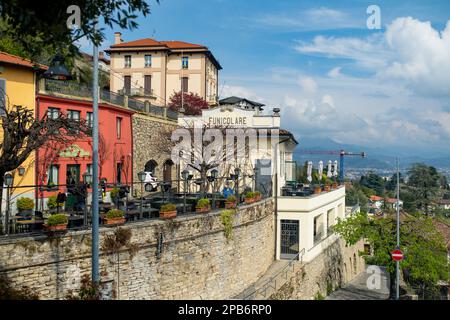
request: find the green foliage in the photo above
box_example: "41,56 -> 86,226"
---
314,292 -> 325,300
196,198 -> 210,208
326,281 -> 333,295
160,203 -> 176,212
220,210 -> 236,239
407,163 -> 441,215
106,209 -> 124,219
47,195 -> 64,210
254,191 -> 261,196
226,195 -> 236,203
16,197 -> 34,211
110,187 -> 120,200
245,191 -> 255,199
360,173 -> 385,196
66,274 -> 101,300
345,185 -> 369,212
47,214 -> 68,226
0,273 -> 39,300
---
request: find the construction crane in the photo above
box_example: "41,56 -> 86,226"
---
295,150 -> 366,182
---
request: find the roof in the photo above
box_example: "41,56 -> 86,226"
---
386,198 -> 402,203
107,37 -> 222,70
219,96 -> 265,110
80,52 -> 110,65
370,195 -> 383,201
279,129 -> 299,145
0,51 -> 47,71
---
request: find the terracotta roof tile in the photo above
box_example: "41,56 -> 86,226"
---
370,195 -> 383,201
0,51 -> 47,70
160,40 -> 206,49
110,38 -> 165,48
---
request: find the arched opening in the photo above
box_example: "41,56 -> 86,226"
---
163,159 -> 174,182
144,159 -> 158,173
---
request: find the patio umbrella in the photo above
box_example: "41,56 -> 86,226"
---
327,160 -> 333,178
318,161 -> 323,181
333,160 -> 339,177
307,161 -> 313,183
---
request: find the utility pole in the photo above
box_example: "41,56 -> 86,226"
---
91,19 -> 100,285
396,157 -> 400,300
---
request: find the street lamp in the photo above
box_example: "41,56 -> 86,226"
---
182,170 -> 190,214
208,169 -> 219,209
4,173 -> 13,235
234,167 -> 241,205
138,171 -> 147,219
17,167 -> 25,176
83,172 -> 92,226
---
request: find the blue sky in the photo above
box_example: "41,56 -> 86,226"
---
86,0 -> 450,156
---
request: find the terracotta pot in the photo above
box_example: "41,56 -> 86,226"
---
225,202 -> 236,209
324,185 -> 331,192
332,183 -> 338,189
254,195 -> 262,201
44,224 -> 67,232
104,217 -> 126,225
160,210 -> 177,219
196,205 -> 211,213
244,197 -> 255,204
314,187 -> 322,194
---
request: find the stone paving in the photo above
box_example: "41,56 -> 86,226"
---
326,265 -> 390,300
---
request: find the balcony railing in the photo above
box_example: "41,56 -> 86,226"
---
39,79 -> 177,121
118,87 -> 155,98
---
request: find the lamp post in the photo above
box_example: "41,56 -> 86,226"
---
182,170 -> 189,214
83,172 -> 92,227
137,171 -> 146,219
4,173 -> 13,235
234,167 -> 241,205
253,166 -> 258,191
209,169 -> 218,209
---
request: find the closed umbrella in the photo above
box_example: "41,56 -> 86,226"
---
327,160 -> 332,178
307,161 -> 313,183
318,161 -> 324,181
333,160 -> 339,178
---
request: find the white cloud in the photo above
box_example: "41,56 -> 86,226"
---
327,67 -> 341,78
297,76 -> 318,95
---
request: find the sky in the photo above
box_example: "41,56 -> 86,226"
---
84,0 -> 450,157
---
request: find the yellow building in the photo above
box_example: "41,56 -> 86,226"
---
106,33 -> 222,107
0,51 -> 46,210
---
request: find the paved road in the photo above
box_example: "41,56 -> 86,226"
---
326,265 -> 390,300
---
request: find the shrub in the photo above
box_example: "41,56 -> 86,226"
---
196,198 -> 210,208
110,187 -> 120,200
47,214 -> 68,226
254,191 -> 261,196
220,210 -> 236,239
245,191 -> 254,199
226,195 -> 236,203
47,195 -> 64,210
106,209 -> 124,219
16,197 -> 34,211
314,292 -> 325,300
160,203 -> 176,212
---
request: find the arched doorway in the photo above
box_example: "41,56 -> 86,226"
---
163,159 -> 174,182
144,159 -> 158,173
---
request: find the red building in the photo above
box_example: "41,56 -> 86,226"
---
35,94 -> 134,200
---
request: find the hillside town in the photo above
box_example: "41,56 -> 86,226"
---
0,0 -> 449,306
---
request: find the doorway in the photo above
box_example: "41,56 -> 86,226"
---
280,219 -> 299,259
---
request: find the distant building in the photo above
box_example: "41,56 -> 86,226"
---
106,33 -> 222,107
385,197 -> 403,211
369,195 -> 383,209
437,199 -> 450,210
219,96 -> 264,113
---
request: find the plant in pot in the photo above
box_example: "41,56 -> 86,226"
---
44,214 -> 68,232
110,187 -> 120,207
324,178 -> 332,192
47,195 -> 64,213
196,198 -> 211,213
244,191 -> 255,204
254,191 -> 262,201
16,197 -> 34,216
332,177 -> 339,189
159,203 -> 177,219
225,195 -> 237,209
104,209 -> 125,226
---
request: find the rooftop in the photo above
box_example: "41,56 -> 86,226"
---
0,51 -> 47,71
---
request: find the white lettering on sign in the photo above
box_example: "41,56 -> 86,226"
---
208,116 -> 248,126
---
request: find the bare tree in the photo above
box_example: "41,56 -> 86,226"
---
0,96 -> 90,212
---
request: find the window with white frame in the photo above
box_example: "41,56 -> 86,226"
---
145,55 -> 152,67
47,165 -> 59,185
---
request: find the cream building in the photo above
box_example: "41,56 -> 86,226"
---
106,33 -> 222,107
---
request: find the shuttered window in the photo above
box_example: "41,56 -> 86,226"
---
144,75 -> 152,95
0,79 -> 6,116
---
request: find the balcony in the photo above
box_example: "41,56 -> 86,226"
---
118,87 -> 155,98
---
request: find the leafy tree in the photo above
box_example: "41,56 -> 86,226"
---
0,1 -> 156,60
168,92 -> 209,116
385,172 -> 403,191
407,163 -> 440,215
345,186 -> 369,212
360,172 -> 385,196
334,212 -> 448,299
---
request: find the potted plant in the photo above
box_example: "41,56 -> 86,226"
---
159,203 -> 177,219
244,191 -> 255,204
324,179 -> 332,192
254,191 -> 262,201
16,197 -> 34,216
47,195 -> 64,213
225,195 -> 237,209
110,187 -> 120,206
314,185 -> 322,194
44,214 -> 68,232
104,209 -> 125,226
196,198 -> 211,213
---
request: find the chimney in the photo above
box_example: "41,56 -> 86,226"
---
114,32 -> 122,44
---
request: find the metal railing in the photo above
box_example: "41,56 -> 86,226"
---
118,87 -> 155,98
40,79 -> 177,121
241,248 -> 306,300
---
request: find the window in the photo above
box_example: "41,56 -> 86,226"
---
144,75 -> 152,95
124,76 -> 131,95
145,55 -> 152,67
124,55 -> 131,68
47,107 -> 60,119
181,77 -> 188,93
182,56 -> 189,69
116,163 -> 123,184
0,78 -> 6,116
86,164 -> 93,176
116,117 -> 122,139
86,112 -> 93,128
68,110 -> 80,121
47,165 -> 59,185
